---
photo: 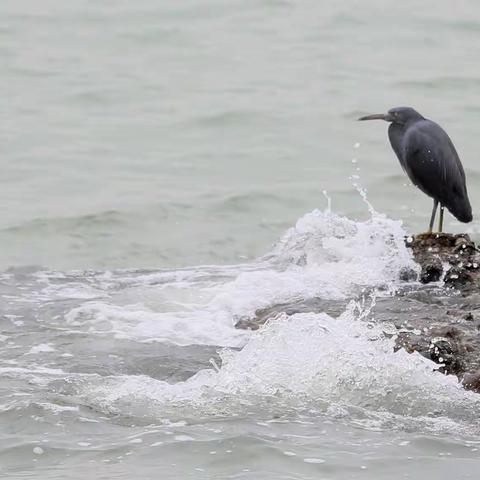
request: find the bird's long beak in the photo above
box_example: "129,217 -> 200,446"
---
358,113 -> 393,122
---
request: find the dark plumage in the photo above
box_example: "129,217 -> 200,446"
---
359,106 -> 472,232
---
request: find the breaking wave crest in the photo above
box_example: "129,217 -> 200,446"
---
69,304 -> 480,435
62,209 -> 418,347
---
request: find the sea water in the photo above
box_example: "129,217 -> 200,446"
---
3,1 -> 480,478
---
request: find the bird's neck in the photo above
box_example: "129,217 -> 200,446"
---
388,123 -> 406,159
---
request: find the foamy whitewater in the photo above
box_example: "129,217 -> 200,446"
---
1,208 -> 480,479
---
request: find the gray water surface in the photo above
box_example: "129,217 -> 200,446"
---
4,0 -> 480,270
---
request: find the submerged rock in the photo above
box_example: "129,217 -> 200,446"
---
235,232 -> 480,393
374,291 -> 480,392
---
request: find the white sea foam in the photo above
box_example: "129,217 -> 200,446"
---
62,209 -> 418,347
72,306 -> 480,433
26,343 -> 56,355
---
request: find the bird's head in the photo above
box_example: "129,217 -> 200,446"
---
358,107 -> 424,125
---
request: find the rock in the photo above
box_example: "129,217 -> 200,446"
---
406,233 -> 480,291
420,262 -> 443,283
464,312 -> 475,322
462,371 -> 480,393
234,298 -> 347,331
399,266 -> 419,282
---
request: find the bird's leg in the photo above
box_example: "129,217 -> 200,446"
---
428,200 -> 439,234
438,205 -> 444,233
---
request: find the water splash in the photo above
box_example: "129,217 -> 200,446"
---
70,306 -> 480,435
62,208 -> 417,347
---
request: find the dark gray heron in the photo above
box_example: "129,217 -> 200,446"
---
359,107 -> 472,233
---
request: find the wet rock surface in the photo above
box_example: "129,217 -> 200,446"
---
375,289 -> 480,392
235,233 -> 480,393
407,232 -> 480,289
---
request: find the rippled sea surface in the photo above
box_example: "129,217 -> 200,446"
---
3,1 -> 480,479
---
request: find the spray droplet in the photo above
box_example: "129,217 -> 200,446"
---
322,190 -> 332,212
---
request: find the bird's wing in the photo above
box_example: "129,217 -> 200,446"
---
402,120 -> 471,220
403,121 -> 466,200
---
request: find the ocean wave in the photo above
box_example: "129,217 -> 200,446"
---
57,209 -> 417,347
66,306 -> 480,435
2,207 -> 479,439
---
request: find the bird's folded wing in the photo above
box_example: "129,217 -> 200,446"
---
403,125 -> 467,206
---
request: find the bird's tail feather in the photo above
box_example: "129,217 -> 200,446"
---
447,197 -> 473,223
